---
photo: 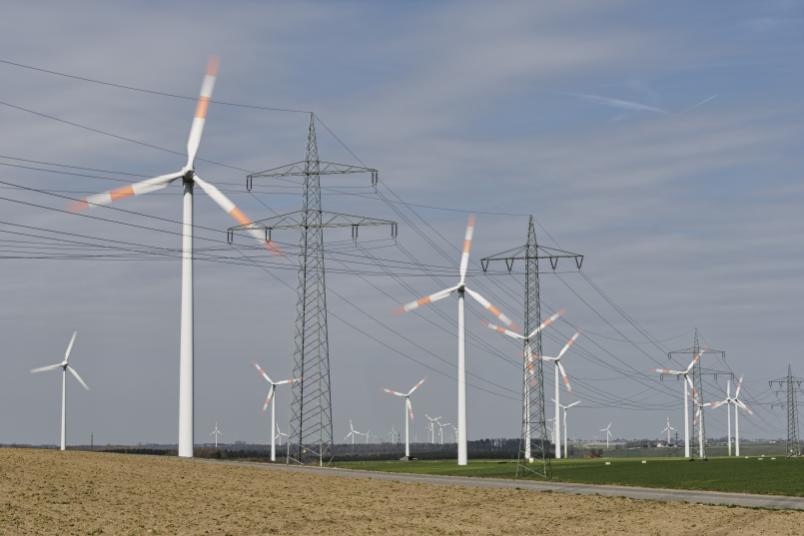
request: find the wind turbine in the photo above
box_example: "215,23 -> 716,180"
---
706,376 -> 752,456
30,331 -> 89,451
253,362 -> 298,462
70,57 -> 280,458
437,421 -> 452,445
661,417 -> 675,446
485,310 -> 563,461
275,423 -> 289,445
554,399 -> 580,459
210,422 -> 222,448
396,215 -> 514,466
600,422 -> 613,449
655,349 -> 702,458
383,378 -> 426,459
344,420 -> 362,446
536,332 -> 580,459
425,414 -> 440,444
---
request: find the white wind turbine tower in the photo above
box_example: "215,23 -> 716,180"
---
396,215 -> 514,466
692,399 -> 706,457
554,399 -> 580,459
425,414 -> 440,444
661,417 -> 676,446
600,422 -> 613,449
30,331 -> 89,451
485,310 -> 562,461
253,362 -> 298,462
538,332 -> 580,459
383,378 -> 426,459
437,421 -> 452,445
706,376 -> 752,457
655,349 -> 702,458
70,57 -> 280,459
344,420 -> 361,446
275,423 -> 289,446
210,422 -> 222,448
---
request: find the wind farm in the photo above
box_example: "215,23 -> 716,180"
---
3,2 -> 804,535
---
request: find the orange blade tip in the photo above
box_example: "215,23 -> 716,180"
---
68,199 -> 89,213
207,55 -> 220,76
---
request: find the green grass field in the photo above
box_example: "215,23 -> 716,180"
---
337,456 -> 804,496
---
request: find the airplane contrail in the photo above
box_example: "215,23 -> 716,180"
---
681,94 -> 718,113
565,92 -> 669,114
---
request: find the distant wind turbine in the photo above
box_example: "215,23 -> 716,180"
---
210,422 -> 222,448
396,215 -> 514,465
253,362 -> 298,462
30,331 -> 89,451
661,417 -> 676,446
383,377 -> 426,459
485,309 -> 562,461
554,399 -> 581,458
537,332 -> 580,459
600,422 -> 613,449
425,414 -> 440,444
705,376 -> 752,457
655,349 -> 703,458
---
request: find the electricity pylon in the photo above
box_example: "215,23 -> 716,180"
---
769,364 -> 803,457
228,113 -> 395,465
667,329 -> 729,458
480,216 -> 583,479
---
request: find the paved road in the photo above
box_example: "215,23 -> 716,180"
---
200,459 -> 804,510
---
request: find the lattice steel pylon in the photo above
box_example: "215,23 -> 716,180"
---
667,329 -> 729,459
228,113 -> 395,465
480,216 -> 583,478
769,364 -> 803,457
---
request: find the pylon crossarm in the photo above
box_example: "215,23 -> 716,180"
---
480,244 -> 583,273
227,210 -> 397,243
247,161 -> 378,190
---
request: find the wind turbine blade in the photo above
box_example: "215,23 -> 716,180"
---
253,362 -> 273,384
407,377 -> 426,396
383,388 -> 406,397
458,215 -> 476,284
63,331 -> 78,363
736,399 -> 753,415
556,332 -> 580,359
67,366 -> 90,391
557,361 -> 572,392
395,285 -> 457,314
485,321 -> 524,340
710,400 -> 727,409
527,309 -> 564,339
30,363 -> 62,374
406,398 -> 414,420
685,375 -> 698,401
262,385 -> 275,412
193,175 -> 282,255
465,287 -> 514,328
186,56 -> 219,168
274,378 -> 295,386
567,401 -> 581,409
686,350 -> 703,373
69,171 -> 181,212
655,368 -> 683,375
735,376 -> 743,399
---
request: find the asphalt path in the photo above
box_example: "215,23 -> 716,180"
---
198,458 -> 804,510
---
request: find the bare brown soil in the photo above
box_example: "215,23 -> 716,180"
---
1,448 -> 802,535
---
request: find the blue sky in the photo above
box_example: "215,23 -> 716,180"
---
1,1 -> 803,447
